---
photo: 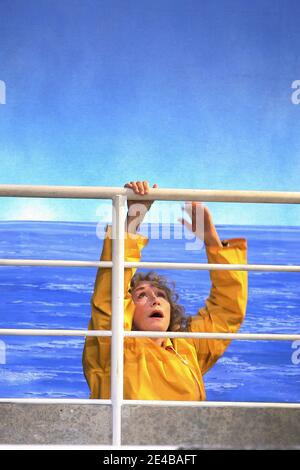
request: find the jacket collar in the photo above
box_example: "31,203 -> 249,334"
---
161,337 -> 173,349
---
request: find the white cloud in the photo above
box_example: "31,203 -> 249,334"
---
10,200 -> 57,221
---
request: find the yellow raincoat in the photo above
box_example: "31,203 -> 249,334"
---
82,226 -> 247,401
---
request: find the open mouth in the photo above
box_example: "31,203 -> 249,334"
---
149,310 -> 164,318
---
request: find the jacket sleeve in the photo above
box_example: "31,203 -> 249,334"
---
82,225 -> 148,390
91,225 -> 148,331
189,238 -> 248,375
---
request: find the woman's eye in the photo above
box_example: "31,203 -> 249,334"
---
138,292 -> 146,298
158,292 -> 166,298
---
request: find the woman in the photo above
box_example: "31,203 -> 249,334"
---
82,181 -> 248,400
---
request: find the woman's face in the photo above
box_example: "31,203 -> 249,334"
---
132,281 -> 171,331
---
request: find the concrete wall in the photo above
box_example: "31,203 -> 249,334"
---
0,404 -> 299,449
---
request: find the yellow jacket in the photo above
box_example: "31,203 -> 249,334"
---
82,227 -> 248,401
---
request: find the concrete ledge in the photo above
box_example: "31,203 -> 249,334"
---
0,404 -> 111,445
0,403 -> 299,448
122,406 -> 300,449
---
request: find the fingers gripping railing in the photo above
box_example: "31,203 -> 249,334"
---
1,185 -> 300,448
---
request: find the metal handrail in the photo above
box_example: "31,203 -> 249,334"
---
1,184 -> 300,447
0,398 -> 299,409
1,259 -> 300,272
0,329 -> 299,341
1,184 -> 300,203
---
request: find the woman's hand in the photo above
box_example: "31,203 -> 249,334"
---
124,181 -> 158,233
178,201 -> 223,248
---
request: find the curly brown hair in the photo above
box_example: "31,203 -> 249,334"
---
129,271 -> 191,332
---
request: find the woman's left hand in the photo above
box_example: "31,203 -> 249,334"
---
178,202 -> 222,247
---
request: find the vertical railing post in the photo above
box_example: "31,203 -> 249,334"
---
111,195 -> 126,446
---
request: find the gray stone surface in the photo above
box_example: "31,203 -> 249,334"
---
122,405 -> 300,449
0,404 -> 111,445
0,403 -> 299,448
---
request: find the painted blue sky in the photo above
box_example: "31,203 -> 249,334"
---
0,0 -> 300,225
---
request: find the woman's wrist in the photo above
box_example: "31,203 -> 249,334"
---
203,210 -> 223,247
126,214 -> 141,234
204,231 -> 223,247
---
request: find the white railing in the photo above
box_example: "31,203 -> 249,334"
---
1,185 -> 300,447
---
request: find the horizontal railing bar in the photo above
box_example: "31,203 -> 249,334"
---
0,398 -> 111,405
0,398 -> 299,409
123,400 -> 300,409
124,331 -> 300,341
1,259 -> 300,272
0,444 -> 178,455
1,184 -> 300,203
0,329 -> 299,341
0,329 -> 112,337
126,262 -> 300,272
0,446 -> 178,450
0,259 -> 113,267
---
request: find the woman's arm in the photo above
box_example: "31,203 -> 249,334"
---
179,202 -> 248,375
191,240 -> 248,374
83,181 -> 157,394
179,201 -> 223,248
90,180 -> 158,330
125,181 -> 158,234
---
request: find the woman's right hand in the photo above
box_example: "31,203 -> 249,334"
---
124,181 -> 158,211
124,181 -> 158,233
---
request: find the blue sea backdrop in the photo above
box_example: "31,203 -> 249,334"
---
0,221 -> 299,402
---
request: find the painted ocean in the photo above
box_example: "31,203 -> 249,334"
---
0,221 -> 299,403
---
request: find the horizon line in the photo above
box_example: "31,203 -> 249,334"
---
0,220 -> 300,229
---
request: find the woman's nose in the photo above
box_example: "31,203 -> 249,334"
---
150,295 -> 160,305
